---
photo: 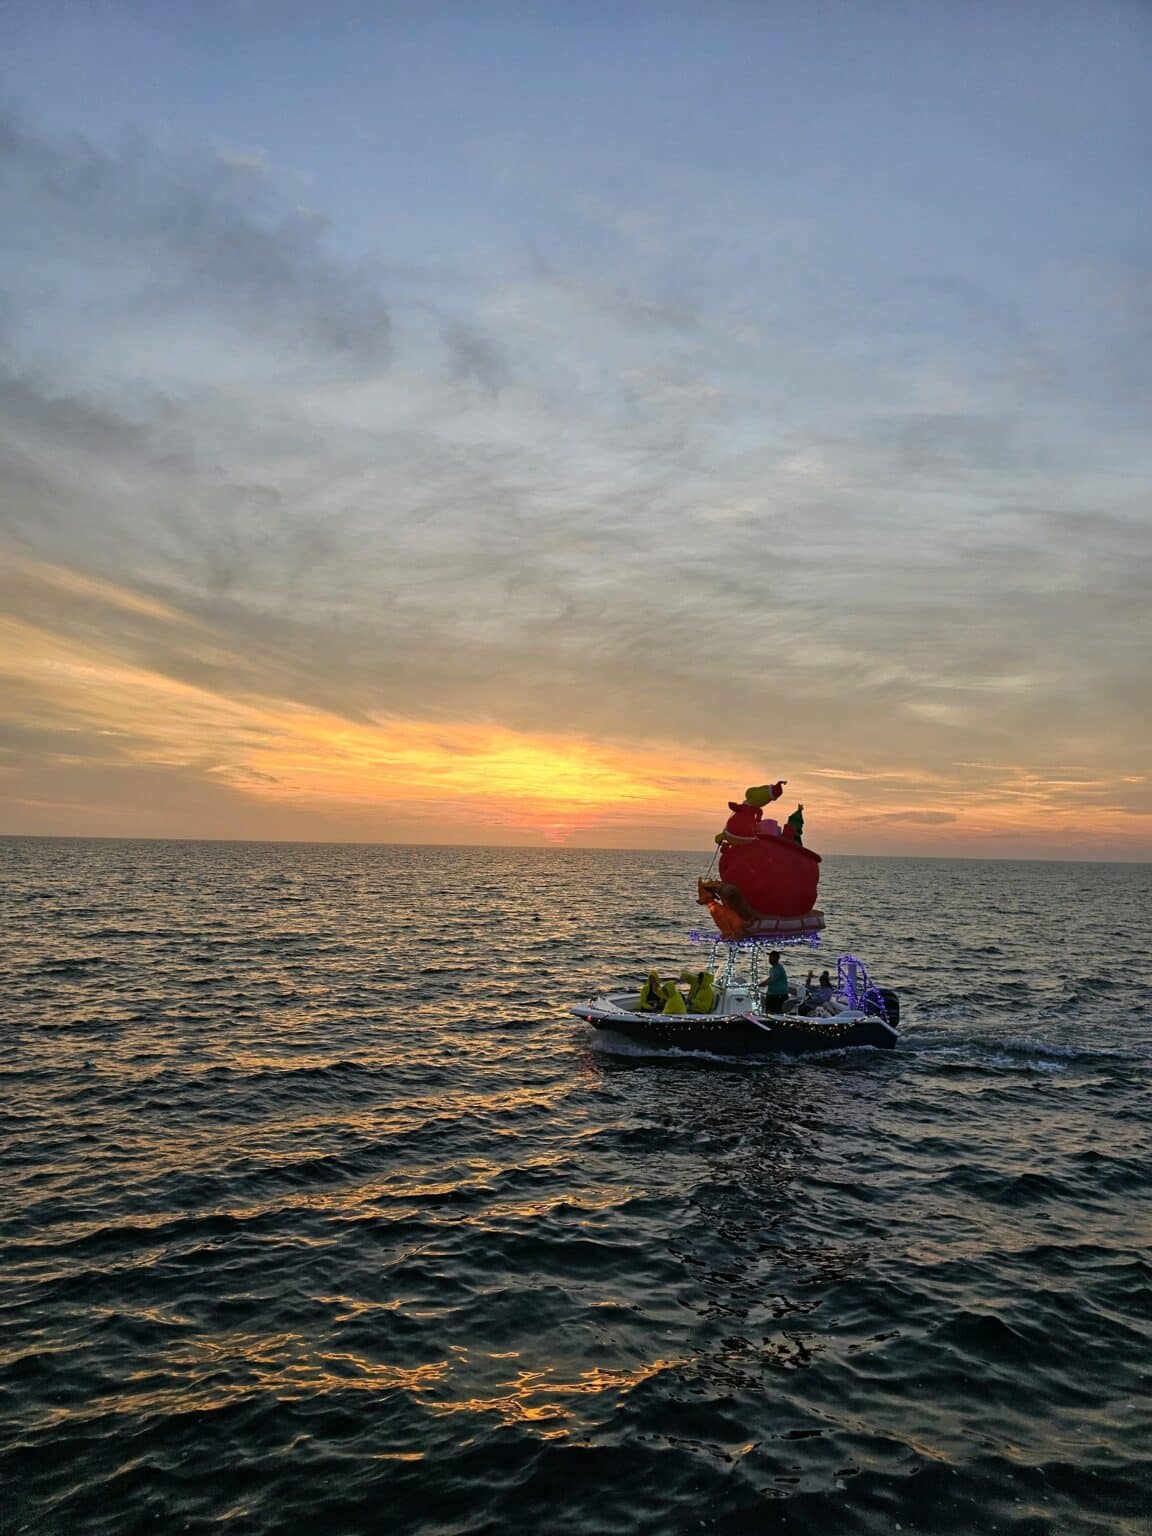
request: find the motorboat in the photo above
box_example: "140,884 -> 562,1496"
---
573,940 -> 899,1056
571,779 -> 900,1057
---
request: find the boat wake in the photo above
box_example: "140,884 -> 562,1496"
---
898,1029 -> 1151,1072
584,1026 -> 896,1068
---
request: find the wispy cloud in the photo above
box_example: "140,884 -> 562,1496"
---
1,76 -> 1150,852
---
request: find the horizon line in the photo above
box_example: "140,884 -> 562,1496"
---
0,831 -> 1148,866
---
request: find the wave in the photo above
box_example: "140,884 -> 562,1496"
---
907,1030 -> 1150,1070
4,840 -> 1152,1536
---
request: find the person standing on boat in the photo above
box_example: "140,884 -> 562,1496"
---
762,951 -> 789,1014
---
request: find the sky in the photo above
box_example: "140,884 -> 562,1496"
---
1,0 -> 1150,857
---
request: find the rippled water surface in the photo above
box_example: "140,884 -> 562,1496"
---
2,838 -> 1150,1535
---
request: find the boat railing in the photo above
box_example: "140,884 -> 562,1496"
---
836,954 -> 890,1020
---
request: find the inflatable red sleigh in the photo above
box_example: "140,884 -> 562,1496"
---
701,783 -> 823,938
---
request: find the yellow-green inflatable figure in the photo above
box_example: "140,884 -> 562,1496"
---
686,970 -> 718,1014
660,979 -> 688,1014
636,971 -> 664,1012
715,781 -> 787,846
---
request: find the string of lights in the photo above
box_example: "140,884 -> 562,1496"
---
574,1008 -> 893,1049
688,930 -> 822,949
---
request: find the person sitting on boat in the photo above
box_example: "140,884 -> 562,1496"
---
636,971 -> 665,1012
660,979 -> 688,1015
803,969 -> 835,1009
683,969 -> 717,1014
762,951 -> 789,1014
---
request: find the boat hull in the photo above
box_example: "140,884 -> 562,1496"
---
572,1005 -> 897,1056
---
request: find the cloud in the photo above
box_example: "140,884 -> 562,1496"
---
875,810 -> 959,824
440,317 -> 508,393
0,102 -> 1150,849
0,105 -> 391,375
873,411 -> 1025,481
0,608 -> 746,842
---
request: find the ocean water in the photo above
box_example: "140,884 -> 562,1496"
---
1,838 -> 1150,1536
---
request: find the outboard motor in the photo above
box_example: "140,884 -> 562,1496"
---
877,989 -> 900,1027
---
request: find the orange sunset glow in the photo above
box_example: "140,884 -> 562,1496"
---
2,573 -> 1147,856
